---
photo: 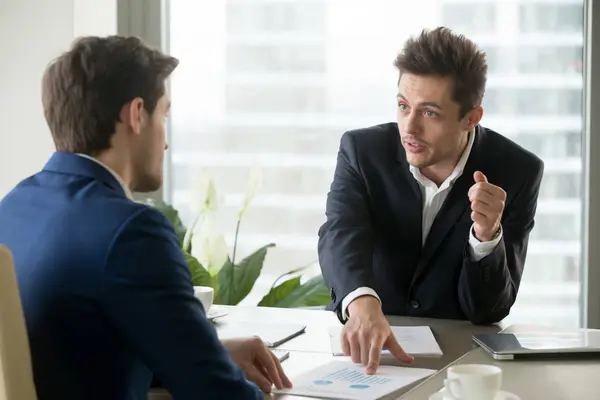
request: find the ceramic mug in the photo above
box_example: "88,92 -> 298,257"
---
193,286 -> 214,312
443,364 -> 502,400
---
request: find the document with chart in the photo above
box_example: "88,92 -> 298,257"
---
328,325 -> 443,357
273,360 -> 436,400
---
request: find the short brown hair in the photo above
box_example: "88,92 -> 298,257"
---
393,27 -> 487,118
42,35 -> 179,154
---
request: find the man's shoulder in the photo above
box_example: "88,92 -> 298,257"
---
339,122 -> 400,159
92,199 -> 177,250
342,122 -> 399,144
110,201 -> 177,238
0,176 -> 172,251
480,126 -> 544,174
70,191 -> 160,235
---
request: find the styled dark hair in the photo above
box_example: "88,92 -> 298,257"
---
393,27 -> 487,118
42,35 -> 179,155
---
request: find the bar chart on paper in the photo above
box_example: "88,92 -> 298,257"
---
273,361 -> 436,400
319,367 -> 393,387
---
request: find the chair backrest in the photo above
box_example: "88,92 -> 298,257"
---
0,245 -> 36,400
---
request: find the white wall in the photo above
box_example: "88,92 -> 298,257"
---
0,0 -> 116,197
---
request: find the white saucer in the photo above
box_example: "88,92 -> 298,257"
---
206,309 -> 228,321
429,388 -> 520,400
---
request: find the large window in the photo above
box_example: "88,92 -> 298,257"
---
168,0 -> 585,327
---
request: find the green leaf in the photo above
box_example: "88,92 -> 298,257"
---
214,258 -> 231,305
271,275 -> 330,308
258,276 -> 302,307
183,250 -> 213,287
141,198 -> 188,247
269,262 -> 314,290
217,243 -> 275,305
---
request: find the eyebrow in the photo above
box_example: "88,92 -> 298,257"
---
396,93 -> 444,110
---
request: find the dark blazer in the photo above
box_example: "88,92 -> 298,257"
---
0,152 -> 262,400
318,123 -> 544,325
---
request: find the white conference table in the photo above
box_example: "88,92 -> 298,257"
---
240,307 -> 600,400
149,305 -> 503,399
403,323 -> 600,400
149,305 -> 600,399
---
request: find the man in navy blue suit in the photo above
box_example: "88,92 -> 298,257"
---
0,36 -> 291,399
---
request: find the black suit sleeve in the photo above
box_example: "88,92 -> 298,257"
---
458,160 -> 544,325
318,132 -> 377,319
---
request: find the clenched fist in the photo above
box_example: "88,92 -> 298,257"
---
468,171 -> 506,242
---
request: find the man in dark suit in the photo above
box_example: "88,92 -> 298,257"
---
318,27 -> 544,374
0,36 -> 291,399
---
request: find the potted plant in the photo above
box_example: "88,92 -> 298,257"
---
142,163 -> 329,308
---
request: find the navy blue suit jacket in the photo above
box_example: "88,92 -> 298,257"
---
0,152 -> 262,400
318,123 -> 544,325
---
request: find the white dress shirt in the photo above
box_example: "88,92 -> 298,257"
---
340,132 -> 503,320
76,153 -> 134,200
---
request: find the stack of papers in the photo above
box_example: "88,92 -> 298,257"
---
273,360 -> 436,400
216,321 -> 306,347
328,326 -> 443,357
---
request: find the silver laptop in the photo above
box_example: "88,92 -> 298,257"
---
472,329 -> 600,360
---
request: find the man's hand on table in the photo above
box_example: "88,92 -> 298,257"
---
343,296 -> 414,375
222,336 -> 293,393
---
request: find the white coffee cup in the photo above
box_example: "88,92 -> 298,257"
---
443,364 -> 502,400
193,286 -> 214,312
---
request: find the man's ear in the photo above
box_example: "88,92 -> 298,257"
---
119,97 -> 145,135
464,105 -> 483,130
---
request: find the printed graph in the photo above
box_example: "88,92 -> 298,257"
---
314,367 -> 393,389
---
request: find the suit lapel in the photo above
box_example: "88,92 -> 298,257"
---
396,163 -> 423,245
410,128 -> 483,286
397,163 -> 423,203
396,137 -> 423,243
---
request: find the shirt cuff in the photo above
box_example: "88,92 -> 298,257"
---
340,287 -> 380,321
468,224 -> 503,262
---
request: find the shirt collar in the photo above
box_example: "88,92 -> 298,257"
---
409,130 -> 475,190
75,153 -> 134,200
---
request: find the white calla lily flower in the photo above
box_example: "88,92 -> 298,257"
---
191,168 -> 218,214
183,169 -> 220,252
192,211 -> 229,276
238,161 -> 263,218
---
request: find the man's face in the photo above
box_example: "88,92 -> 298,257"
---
396,73 -> 478,171
131,92 -> 170,192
